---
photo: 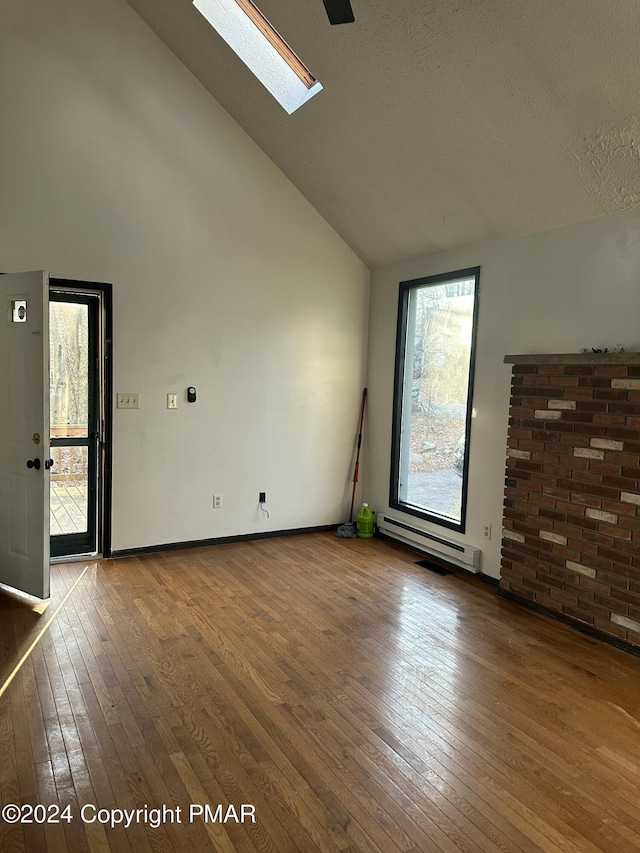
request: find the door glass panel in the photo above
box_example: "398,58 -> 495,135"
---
50,302 -> 89,438
50,446 -> 88,535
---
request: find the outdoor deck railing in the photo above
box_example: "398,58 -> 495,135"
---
51,424 -> 88,482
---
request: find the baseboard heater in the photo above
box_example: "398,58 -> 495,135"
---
377,514 -> 481,573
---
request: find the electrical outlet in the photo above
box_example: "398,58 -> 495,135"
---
117,392 -> 140,409
167,393 -> 178,409
213,494 -> 222,509
259,491 -> 266,503
483,524 -> 492,540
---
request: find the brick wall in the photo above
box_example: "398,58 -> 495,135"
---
500,359 -> 640,648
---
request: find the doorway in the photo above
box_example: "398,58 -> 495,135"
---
49,281 -> 112,558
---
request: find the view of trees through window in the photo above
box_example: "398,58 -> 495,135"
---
393,270 -> 478,529
50,302 -> 89,434
49,301 -> 89,535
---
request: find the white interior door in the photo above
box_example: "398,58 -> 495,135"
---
0,271 -> 50,599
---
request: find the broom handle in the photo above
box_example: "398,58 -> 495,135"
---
349,388 -> 368,522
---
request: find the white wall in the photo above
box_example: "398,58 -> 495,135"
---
367,209 -> 640,578
0,0 -> 369,550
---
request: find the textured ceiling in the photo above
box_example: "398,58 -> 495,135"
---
125,0 -> 640,267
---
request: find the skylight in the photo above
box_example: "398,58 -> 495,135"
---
193,0 -> 323,114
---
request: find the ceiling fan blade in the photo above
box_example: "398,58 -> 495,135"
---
321,0 -> 355,25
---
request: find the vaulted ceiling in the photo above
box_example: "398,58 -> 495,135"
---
125,0 -> 640,267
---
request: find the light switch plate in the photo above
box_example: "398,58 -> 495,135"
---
117,392 -> 140,409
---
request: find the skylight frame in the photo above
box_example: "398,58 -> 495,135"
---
193,0 -> 323,114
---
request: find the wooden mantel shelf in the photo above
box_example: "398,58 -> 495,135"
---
504,352 -> 640,365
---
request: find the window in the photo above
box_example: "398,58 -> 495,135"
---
390,267 -> 480,532
193,0 -> 323,114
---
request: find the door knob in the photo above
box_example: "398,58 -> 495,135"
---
26,458 -> 41,470
45,458 -> 54,470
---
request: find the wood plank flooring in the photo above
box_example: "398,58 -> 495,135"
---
1,532 -> 640,852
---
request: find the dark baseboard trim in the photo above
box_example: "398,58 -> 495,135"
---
477,573 -> 500,587
496,587 -> 640,659
110,524 -> 336,559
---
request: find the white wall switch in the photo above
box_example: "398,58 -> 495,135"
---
167,393 -> 178,409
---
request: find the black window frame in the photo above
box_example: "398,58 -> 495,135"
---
389,266 -> 480,533
49,280 -> 113,559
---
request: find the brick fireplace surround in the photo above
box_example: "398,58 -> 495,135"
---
500,353 -> 640,652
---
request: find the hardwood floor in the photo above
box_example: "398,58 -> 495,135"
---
1,532 -> 640,852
